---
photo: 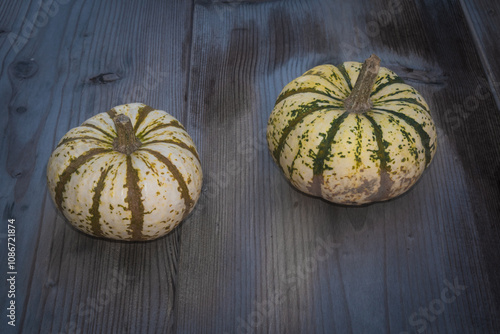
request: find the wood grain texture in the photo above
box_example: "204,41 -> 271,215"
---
0,0 -> 193,333
459,0 -> 500,106
175,0 -> 500,333
0,0 -> 499,333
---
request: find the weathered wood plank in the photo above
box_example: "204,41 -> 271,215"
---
0,0 -> 193,333
418,0 -> 500,318
1,0 -> 499,333
459,0 -> 500,106
175,0 -> 500,333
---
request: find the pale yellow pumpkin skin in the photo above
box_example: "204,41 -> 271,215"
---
47,103 -> 202,241
267,62 -> 437,205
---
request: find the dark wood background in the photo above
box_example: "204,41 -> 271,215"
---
1,0 -> 500,333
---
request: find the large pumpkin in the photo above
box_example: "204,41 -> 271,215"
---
47,103 -> 202,241
267,55 -> 437,205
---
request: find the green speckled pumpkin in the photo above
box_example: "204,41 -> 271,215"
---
47,103 -> 202,241
267,55 -> 437,205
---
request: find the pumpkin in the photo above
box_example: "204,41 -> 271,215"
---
266,55 -> 437,205
47,103 -> 202,241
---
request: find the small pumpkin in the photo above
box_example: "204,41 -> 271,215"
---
47,103 -> 202,241
267,55 -> 437,205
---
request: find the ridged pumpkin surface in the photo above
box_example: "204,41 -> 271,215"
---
267,61 -> 437,205
47,103 -> 202,241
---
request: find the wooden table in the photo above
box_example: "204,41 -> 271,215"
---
1,0 -> 500,333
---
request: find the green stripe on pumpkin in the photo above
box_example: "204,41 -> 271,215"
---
373,108 -> 433,166
363,114 -> 394,201
133,105 -> 156,133
370,75 -> 405,97
336,64 -> 353,91
312,111 -> 349,175
363,114 -> 392,171
287,120 -> 317,177
273,103 -> 344,163
54,148 -> 112,211
376,97 -> 429,113
372,87 -> 414,100
81,123 -> 115,140
88,163 -> 114,237
275,88 -> 343,107
125,155 -> 145,240
354,115 -> 363,168
142,139 -> 200,162
300,71 -> 349,96
141,148 -> 194,219
303,69 -> 343,84
138,120 -> 186,140
57,135 -> 111,148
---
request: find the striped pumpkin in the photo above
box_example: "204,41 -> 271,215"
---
267,55 -> 437,205
47,103 -> 202,241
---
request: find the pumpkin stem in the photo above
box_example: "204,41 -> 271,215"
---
113,114 -> 141,154
344,54 -> 381,113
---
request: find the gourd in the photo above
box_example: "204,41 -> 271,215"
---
267,55 -> 437,205
47,103 -> 202,241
